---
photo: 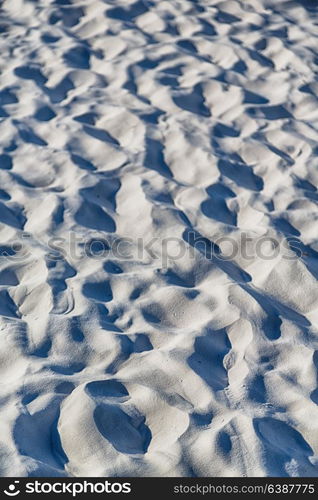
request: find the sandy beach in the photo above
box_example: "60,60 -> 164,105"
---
0,0 -> 318,477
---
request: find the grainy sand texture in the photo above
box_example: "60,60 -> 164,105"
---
0,0 -> 318,477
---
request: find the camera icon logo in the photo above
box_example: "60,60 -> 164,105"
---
4,481 -> 20,496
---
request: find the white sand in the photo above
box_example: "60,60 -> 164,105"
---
0,0 -> 318,477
